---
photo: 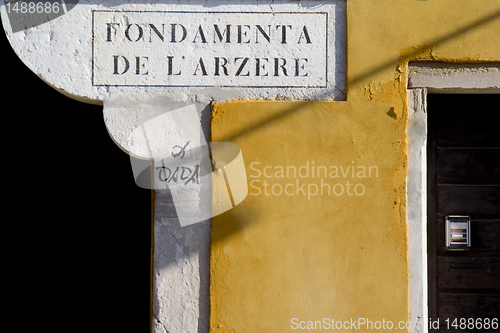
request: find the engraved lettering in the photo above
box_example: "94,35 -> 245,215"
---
297,25 -> 312,44
214,24 -> 231,43
235,57 -> 250,76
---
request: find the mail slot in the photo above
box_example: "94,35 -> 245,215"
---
446,259 -> 492,273
445,215 -> 471,251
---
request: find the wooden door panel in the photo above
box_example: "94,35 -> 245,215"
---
437,148 -> 500,184
437,293 -> 500,331
436,115 -> 500,147
437,257 -> 500,290
437,186 -> 500,216
428,95 -> 500,333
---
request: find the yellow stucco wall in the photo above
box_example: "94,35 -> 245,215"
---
210,1 -> 500,332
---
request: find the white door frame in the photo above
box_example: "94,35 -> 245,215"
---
406,62 -> 500,333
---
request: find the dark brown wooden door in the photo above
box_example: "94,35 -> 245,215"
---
427,94 -> 500,333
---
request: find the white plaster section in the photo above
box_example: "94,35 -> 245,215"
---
1,0 -> 346,102
104,95 -> 212,332
153,190 -> 211,333
103,93 -> 213,155
128,103 -> 212,227
406,88 -> 428,333
408,62 -> 500,93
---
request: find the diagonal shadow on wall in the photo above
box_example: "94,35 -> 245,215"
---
151,8 -> 500,333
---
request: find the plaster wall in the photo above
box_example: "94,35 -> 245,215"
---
210,1 -> 500,332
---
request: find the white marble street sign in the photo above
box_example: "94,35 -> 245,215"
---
93,11 -> 330,88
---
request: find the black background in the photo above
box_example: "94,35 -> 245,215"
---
2,15 -> 152,332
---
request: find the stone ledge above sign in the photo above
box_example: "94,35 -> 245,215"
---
2,0 -> 346,102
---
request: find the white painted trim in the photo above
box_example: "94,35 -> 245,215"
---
407,87 -> 428,333
406,63 -> 500,333
408,62 -> 500,91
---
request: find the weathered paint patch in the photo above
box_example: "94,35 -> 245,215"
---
211,101 -> 409,332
